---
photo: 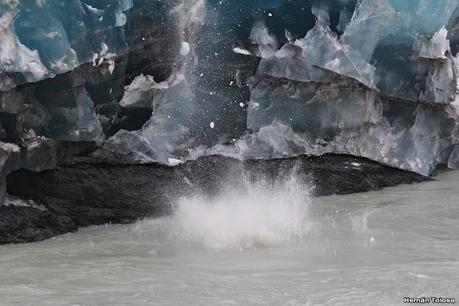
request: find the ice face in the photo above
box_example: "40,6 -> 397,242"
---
0,0 -> 133,90
1,0 -> 459,184
257,19 -> 376,89
0,0 -> 178,179
242,0 -> 459,175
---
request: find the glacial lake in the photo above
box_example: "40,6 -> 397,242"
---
1,171 -> 458,305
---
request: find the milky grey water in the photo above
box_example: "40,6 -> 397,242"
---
0,171 -> 458,306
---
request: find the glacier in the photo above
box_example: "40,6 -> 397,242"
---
2,0 -> 459,203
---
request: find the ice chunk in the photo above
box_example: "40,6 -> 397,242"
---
249,21 -> 278,58
0,142 -> 21,180
179,42 -> 190,56
448,146 -> 459,169
418,27 -> 451,60
341,0 -> 397,62
244,73 -> 457,175
451,56 -> 459,116
120,74 -> 171,109
247,78 -> 382,138
232,47 -> 252,56
101,129 -> 158,164
106,80 -> 197,163
418,56 -> 456,105
20,137 -> 58,172
168,158 -> 184,166
0,0 -> 134,90
258,20 -> 376,89
0,11 -> 47,90
3,194 -> 46,211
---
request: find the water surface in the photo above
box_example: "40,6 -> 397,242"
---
1,171 -> 458,305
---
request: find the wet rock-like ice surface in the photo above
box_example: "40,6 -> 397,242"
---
1,171 -> 458,305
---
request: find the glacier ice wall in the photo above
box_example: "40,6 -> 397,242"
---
0,0 -> 134,90
126,0 -> 459,176
232,0 -> 459,176
0,0 -> 181,173
1,0 -> 459,198
212,0 -> 459,176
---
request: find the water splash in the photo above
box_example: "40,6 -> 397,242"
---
169,176 -> 311,251
350,207 -> 378,245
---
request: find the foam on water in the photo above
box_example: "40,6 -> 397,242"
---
168,176 -> 312,251
350,207 -> 378,245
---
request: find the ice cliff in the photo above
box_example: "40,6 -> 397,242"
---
2,0 -> 459,202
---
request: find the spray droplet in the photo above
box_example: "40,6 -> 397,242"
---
210,122 -> 215,129
180,42 -> 190,56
